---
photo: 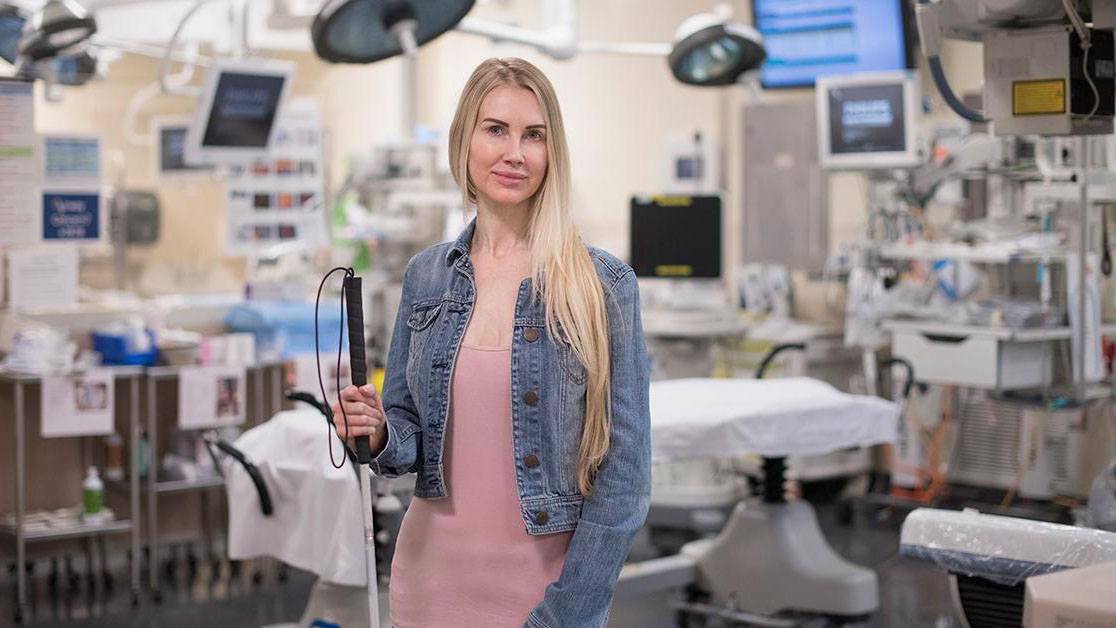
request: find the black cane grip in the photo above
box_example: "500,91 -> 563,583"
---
343,275 -> 372,464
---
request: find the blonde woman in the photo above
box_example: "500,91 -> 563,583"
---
333,56 -> 651,627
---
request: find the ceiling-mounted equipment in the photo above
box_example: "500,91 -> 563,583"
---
18,0 -> 96,63
916,0 -> 1116,136
184,58 -> 295,165
668,11 -> 765,86
311,0 -> 475,63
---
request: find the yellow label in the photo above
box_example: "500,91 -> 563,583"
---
1013,79 -> 1066,116
655,264 -> 693,277
651,196 -> 693,207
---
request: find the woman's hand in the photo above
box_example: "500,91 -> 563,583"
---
331,384 -> 388,456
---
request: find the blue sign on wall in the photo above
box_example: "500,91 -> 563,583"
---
43,193 -> 99,240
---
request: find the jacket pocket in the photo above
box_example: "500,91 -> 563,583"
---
405,299 -> 442,390
555,324 -> 587,385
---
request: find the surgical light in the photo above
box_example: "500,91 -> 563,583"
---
668,12 -> 765,86
18,0 -> 96,63
312,0 -> 475,63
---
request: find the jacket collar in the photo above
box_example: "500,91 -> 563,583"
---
445,216 -> 477,266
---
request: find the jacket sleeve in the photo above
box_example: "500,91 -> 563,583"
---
526,268 -> 652,628
368,259 -> 423,478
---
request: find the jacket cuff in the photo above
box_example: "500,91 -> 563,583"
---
367,419 -> 398,477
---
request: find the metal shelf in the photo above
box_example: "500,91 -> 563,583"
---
883,320 -> 1116,342
0,519 -> 132,543
876,243 -> 1068,264
154,476 -> 225,494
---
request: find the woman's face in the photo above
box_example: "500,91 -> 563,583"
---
467,85 -> 548,211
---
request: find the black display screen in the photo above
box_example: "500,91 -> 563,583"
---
160,126 -> 211,172
630,196 -> 721,279
828,83 -> 906,155
201,72 -> 286,149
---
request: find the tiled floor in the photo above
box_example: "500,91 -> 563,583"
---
2,500 -> 957,628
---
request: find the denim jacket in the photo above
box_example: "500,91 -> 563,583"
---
370,218 -> 651,627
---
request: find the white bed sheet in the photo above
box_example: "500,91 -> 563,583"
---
650,377 -> 899,460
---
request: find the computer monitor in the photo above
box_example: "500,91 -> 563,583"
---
816,70 -> 921,170
152,116 -> 214,177
751,0 -> 911,89
630,195 -> 721,279
184,59 -> 293,165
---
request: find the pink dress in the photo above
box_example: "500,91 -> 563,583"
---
389,342 -> 573,628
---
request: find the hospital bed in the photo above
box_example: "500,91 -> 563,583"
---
619,373 -> 900,625
899,507 -> 1116,628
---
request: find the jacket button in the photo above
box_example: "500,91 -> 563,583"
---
523,391 -> 539,406
535,511 -> 549,525
524,453 -> 540,468
523,328 -> 539,342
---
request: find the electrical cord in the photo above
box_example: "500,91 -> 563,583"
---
315,266 -> 355,469
1061,0 -> 1101,120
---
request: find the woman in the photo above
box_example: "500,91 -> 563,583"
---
333,57 -> 651,628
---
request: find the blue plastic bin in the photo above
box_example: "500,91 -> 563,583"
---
92,329 -> 158,366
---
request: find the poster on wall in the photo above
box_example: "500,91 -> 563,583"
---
7,245 -> 79,310
178,366 -> 248,429
225,99 -> 328,256
0,79 -> 40,245
41,135 -> 102,242
41,370 -> 115,438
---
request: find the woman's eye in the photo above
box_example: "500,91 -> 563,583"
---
527,130 -> 544,141
486,125 -> 504,136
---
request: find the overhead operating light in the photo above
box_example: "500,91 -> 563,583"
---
18,0 -> 96,63
668,12 -> 766,86
312,0 -> 475,63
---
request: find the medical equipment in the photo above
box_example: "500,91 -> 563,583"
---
17,0 -> 95,63
816,70 -> 924,171
667,7 -> 765,86
151,116 -> 214,177
620,374 -> 899,622
900,507 -> 1116,628
312,0 -> 475,64
109,189 -> 161,246
630,195 -> 722,280
183,58 -> 294,165
915,0 -> 1116,135
751,0 -> 912,89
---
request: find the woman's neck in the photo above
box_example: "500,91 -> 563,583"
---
472,203 -> 531,259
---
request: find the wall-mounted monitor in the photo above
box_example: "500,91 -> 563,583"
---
751,0 -> 911,89
816,71 -> 921,170
184,59 -> 294,165
151,116 -> 214,178
630,195 -> 722,279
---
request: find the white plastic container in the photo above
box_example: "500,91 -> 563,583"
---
82,467 -> 104,525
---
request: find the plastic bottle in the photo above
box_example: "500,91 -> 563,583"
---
104,434 -> 125,481
82,467 -> 104,525
1088,458 -> 1116,533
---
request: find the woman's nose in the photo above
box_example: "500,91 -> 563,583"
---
503,142 -> 525,165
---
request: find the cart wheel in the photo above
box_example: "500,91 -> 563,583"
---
131,590 -> 141,608
14,607 -> 23,625
152,589 -> 163,604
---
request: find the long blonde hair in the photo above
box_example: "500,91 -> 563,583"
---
448,57 -> 611,496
